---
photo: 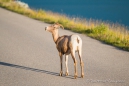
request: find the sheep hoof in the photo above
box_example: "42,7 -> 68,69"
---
59,72 -> 63,76
74,74 -> 77,79
65,72 -> 69,76
81,74 -> 84,78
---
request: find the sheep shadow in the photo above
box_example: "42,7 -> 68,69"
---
0,61 -> 75,79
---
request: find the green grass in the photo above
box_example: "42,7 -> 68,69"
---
0,0 -> 129,51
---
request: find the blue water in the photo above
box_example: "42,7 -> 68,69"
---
21,0 -> 129,27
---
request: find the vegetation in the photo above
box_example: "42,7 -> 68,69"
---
0,0 -> 129,51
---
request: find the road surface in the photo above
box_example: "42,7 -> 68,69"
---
0,8 -> 129,86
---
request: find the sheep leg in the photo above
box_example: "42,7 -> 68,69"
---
59,53 -> 63,76
65,55 -> 69,76
71,51 -> 77,79
78,50 -> 84,78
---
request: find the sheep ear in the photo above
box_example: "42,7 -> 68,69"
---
59,24 -> 64,29
54,22 -> 59,25
54,23 -> 64,29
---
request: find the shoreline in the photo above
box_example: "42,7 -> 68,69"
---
0,0 -> 129,51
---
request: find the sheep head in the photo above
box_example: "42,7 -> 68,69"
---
45,23 -> 64,33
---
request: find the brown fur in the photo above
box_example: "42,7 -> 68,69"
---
56,35 -> 71,55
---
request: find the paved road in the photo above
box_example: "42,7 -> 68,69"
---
0,8 -> 129,86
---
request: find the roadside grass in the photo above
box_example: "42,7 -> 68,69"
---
0,0 -> 129,51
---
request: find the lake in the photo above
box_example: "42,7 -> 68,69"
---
21,0 -> 129,28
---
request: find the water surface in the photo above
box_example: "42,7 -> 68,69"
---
21,0 -> 129,27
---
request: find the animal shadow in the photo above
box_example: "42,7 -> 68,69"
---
0,61 -> 75,79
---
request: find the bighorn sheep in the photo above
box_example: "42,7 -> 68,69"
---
45,23 -> 84,79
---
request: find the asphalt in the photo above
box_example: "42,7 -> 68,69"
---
0,8 -> 129,86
